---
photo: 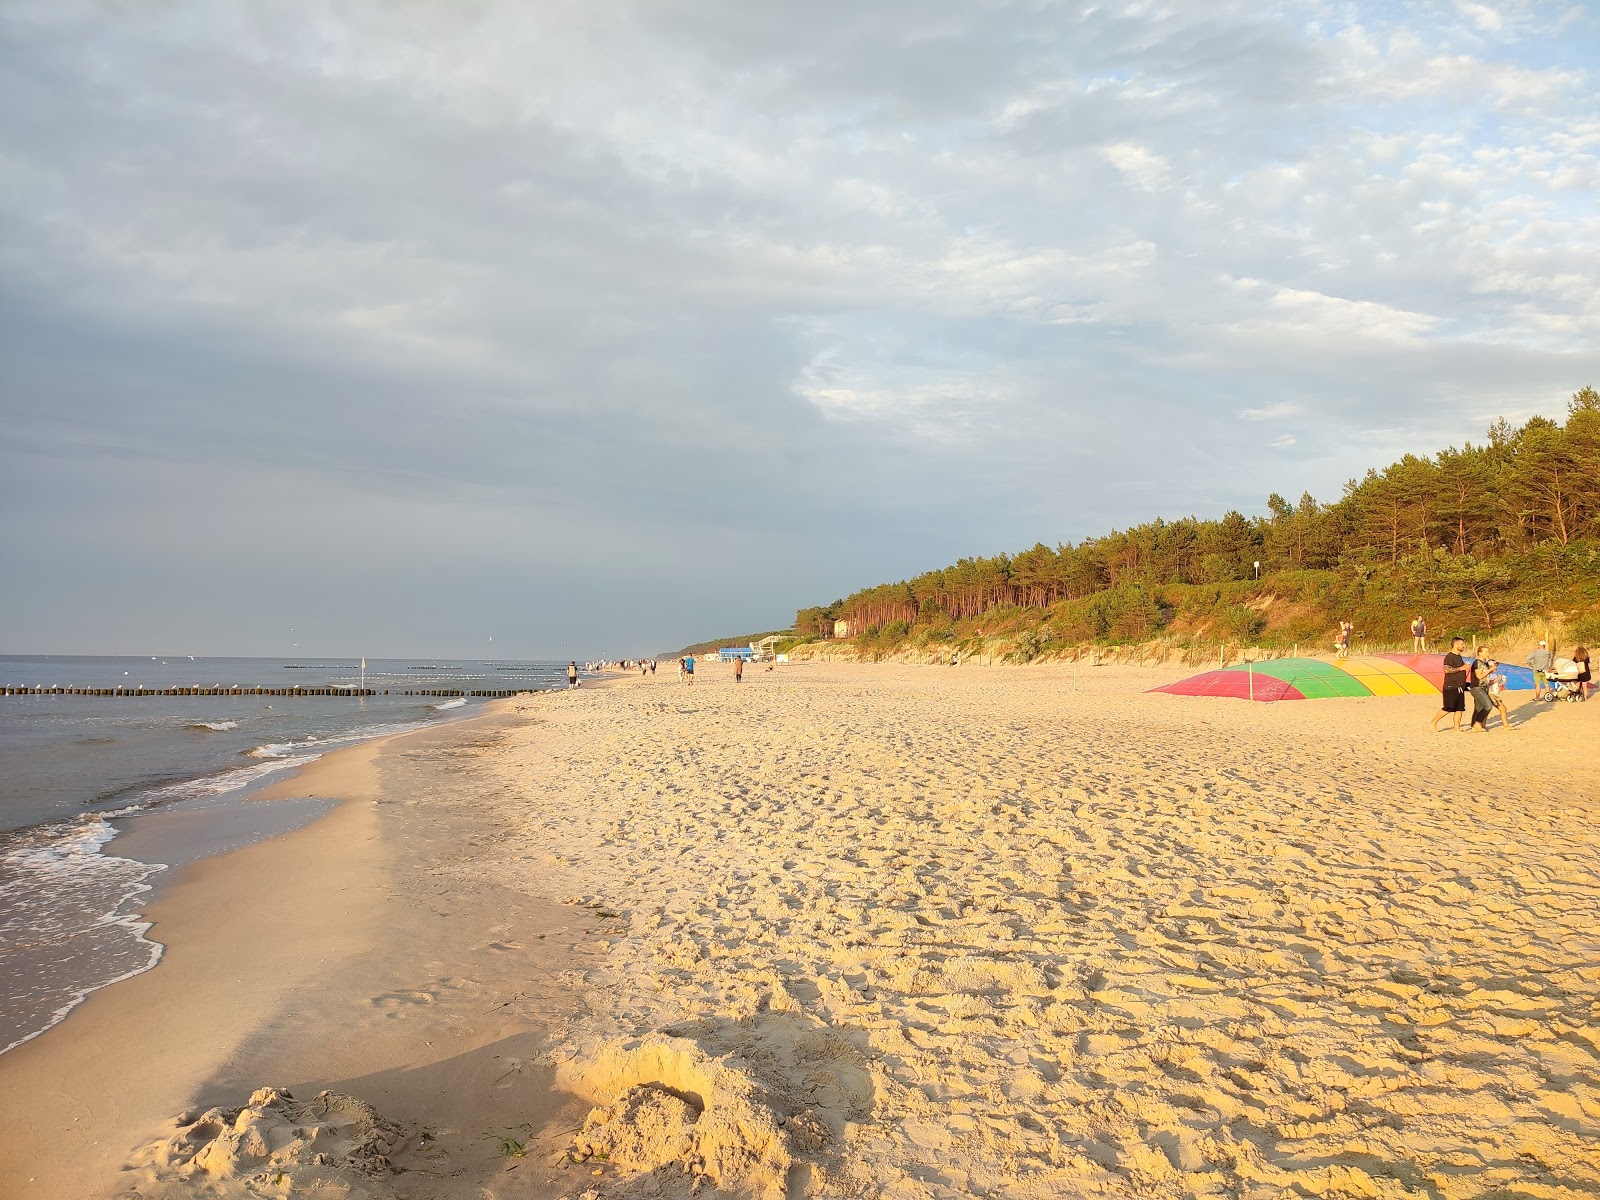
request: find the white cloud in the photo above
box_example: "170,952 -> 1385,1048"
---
2,0 -> 1598,651
1239,402 -> 1302,421
1102,142 -> 1172,190
1458,2 -> 1504,33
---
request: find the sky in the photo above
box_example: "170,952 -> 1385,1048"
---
2,0 -> 1597,659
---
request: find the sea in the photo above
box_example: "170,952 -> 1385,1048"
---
0,653 -> 576,1056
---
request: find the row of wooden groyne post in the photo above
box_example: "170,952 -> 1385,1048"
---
1,685 -> 538,698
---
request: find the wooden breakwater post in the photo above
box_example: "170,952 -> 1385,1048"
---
1,685 -> 542,699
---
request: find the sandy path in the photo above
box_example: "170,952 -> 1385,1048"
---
487,662 -> 1600,1199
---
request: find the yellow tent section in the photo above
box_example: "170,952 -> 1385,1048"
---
1331,656 -> 1439,696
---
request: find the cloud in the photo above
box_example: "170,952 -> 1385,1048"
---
1458,2 -> 1505,33
1102,143 -> 1172,190
1239,403 -> 1302,421
1,0 -> 1598,653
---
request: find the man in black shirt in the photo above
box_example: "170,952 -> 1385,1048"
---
1430,636 -> 1469,732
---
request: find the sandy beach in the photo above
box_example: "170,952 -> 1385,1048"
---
3,661 -> 1598,1199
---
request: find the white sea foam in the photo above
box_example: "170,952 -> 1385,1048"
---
141,754 -> 322,799
1,699 -> 447,1056
0,816 -> 167,1055
433,697 -> 467,711
246,719 -> 429,761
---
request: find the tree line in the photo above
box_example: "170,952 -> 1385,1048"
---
797,388 -> 1600,644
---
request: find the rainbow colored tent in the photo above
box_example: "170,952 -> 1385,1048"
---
1151,654 -> 1535,702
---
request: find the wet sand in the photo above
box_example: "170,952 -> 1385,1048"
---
0,712 -> 600,1200
2,663 -> 1597,1199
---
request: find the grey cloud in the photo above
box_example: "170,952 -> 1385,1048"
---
2,0 -> 1597,654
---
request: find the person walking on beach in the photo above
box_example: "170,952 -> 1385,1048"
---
1527,639 -> 1553,699
1431,637 -> 1470,733
1335,621 -> 1351,660
1411,616 -> 1427,653
567,662 -> 579,690
734,655 -> 744,683
1466,653 -> 1493,731
1574,646 -> 1591,700
684,654 -> 696,685
1479,653 -> 1514,730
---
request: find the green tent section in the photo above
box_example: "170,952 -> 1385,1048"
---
1225,658 -> 1371,698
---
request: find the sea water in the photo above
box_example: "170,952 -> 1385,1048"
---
0,654 -> 573,1054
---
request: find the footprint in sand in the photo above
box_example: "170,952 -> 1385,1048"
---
370,990 -> 437,1015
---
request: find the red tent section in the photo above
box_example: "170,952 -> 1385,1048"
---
1149,669 -> 1304,701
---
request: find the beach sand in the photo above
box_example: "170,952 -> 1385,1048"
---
3,662 -> 1597,1199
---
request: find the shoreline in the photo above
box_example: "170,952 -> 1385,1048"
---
0,696 -> 599,1200
0,695 -> 507,1063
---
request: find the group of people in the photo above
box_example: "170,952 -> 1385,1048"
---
1334,620 -> 1354,659
675,654 -> 755,683
1431,636 -> 1591,732
1431,638 -> 1515,732
568,659 -> 662,689
1528,639 -> 1591,702
570,655 -> 766,688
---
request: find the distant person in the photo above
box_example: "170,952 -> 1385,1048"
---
567,662 -> 579,690
1411,616 -> 1427,653
649,660 -> 656,675
684,654 -> 695,685
734,656 -> 744,683
1527,639 -> 1553,699
1431,637 -> 1469,733
1335,621 -> 1351,660
950,652 -> 960,667
1575,646 -> 1592,700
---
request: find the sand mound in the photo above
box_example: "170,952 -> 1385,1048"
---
123,1086 -> 405,1198
564,1014 -> 861,1198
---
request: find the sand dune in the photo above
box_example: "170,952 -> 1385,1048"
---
482,662 -> 1600,1199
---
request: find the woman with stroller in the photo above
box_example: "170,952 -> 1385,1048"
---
1547,646 -> 1592,701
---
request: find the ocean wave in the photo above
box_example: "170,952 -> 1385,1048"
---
432,697 -> 467,711
0,816 -> 167,1055
139,755 -> 322,802
243,719 -> 435,763
188,720 -> 238,732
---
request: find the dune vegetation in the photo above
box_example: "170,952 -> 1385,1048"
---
793,388 -> 1600,664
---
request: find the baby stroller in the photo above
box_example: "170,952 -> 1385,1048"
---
1543,658 -> 1588,702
